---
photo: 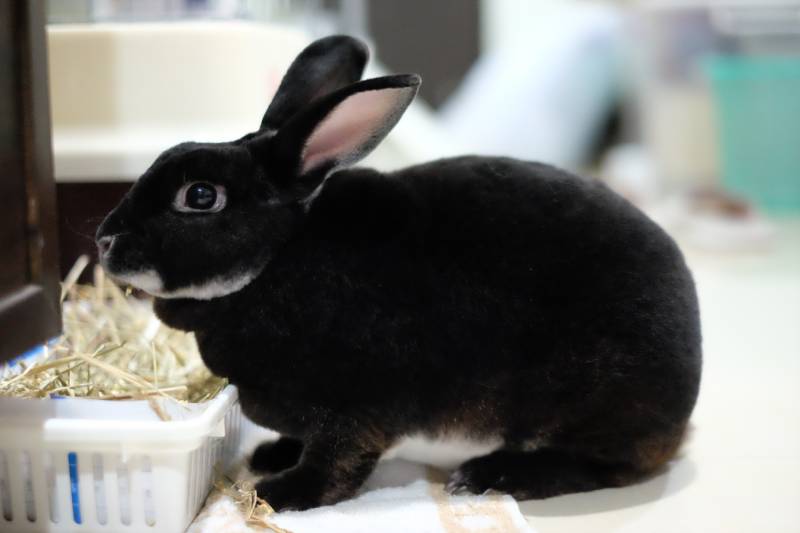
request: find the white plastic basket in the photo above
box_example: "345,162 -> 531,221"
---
0,385 -> 241,532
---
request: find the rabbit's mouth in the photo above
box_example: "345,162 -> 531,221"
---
97,227 -> 265,301
97,232 -> 165,296
107,268 -> 164,294
107,265 -> 263,301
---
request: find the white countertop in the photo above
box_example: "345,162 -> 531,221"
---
522,219 -> 800,533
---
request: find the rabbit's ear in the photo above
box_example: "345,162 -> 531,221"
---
260,35 -> 369,131
267,74 -> 420,181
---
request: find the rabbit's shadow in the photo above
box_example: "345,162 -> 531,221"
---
362,455 -> 696,517
517,457 -> 697,517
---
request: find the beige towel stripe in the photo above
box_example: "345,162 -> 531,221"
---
426,467 -> 524,533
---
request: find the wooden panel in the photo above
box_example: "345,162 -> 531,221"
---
0,0 -> 28,295
0,0 -> 61,362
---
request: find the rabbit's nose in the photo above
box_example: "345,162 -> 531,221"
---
97,235 -> 115,257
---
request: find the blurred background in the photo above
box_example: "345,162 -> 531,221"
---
47,0 -> 800,272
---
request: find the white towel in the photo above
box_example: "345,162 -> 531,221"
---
189,424 -> 534,533
190,461 -> 533,533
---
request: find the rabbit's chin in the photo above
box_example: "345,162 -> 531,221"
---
109,267 -> 260,301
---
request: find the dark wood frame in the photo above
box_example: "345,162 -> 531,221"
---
0,1 -> 61,362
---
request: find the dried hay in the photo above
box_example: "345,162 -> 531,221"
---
214,473 -> 291,532
0,256 -> 227,409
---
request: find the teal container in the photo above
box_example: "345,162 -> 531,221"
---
706,56 -> 800,213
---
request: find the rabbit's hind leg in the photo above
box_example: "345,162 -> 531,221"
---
445,426 -> 685,499
445,448 -> 637,499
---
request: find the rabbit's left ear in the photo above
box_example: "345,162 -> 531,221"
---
261,35 -> 369,131
260,74 -> 420,184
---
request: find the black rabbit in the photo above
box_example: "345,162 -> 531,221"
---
96,36 -> 701,511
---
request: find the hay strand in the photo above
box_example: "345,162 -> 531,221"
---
0,256 -> 226,407
214,473 -> 292,532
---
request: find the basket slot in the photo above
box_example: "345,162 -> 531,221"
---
76,451 -> 98,526
116,456 -> 132,525
0,450 -> 11,521
212,437 -> 223,471
224,405 -> 242,468
127,455 -> 143,527
141,455 -> 156,526
8,450 -> 29,523
92,453 -> 108,525
54,452 -> 74,526
28,451 -> 50,525
199,443 -> 208,505
187,448 -> 199,518
102,453 -> 122,526
202,439 -> 214,507
20,451 -> 36,522
43,452 -> 60,523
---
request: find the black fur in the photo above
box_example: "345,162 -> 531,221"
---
251,437 -> 304,474
260,35 -> 368,131
97,36 -> 701,511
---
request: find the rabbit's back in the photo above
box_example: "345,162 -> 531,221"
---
315,155 -> 699,351
285,156 -> 701,431
407,156 -> 700,408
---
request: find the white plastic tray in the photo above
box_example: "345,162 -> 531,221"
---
0,385 -> 241,532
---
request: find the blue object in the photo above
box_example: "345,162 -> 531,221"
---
67,452 -> 82,524
706,56 -> 800,213
2,338 -> 59,371
5,344 -> 47,368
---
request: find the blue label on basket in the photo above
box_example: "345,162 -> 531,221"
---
68,452 -> 82,524
1,337 -> 59,378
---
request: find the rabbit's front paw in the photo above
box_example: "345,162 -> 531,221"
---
250,437 -> 304,474
255,473 -> 323,511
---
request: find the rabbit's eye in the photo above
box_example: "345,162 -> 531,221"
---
173,182 -> 226,213
187,183 -> 216,209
